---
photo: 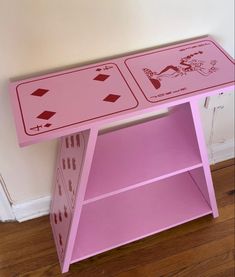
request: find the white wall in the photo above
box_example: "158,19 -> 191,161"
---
0,0 -> 234,206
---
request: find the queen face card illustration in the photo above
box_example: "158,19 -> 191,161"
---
125,40 -> 234,102
15,63 -> 138,136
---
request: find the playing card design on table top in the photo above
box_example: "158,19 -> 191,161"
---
15,63 -> 138,136
10,37 -> 234,147
125,40 -> 234,102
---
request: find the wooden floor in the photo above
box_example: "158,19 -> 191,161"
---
0,160 -> 234,277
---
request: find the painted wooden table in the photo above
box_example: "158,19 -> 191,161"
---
9,36 -> 234,273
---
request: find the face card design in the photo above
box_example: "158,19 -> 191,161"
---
125,40 -> 234,102
16,63 -> 138,135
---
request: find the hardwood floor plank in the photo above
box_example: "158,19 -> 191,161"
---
212,165 -> 235,208
206,259 -> 235,277
115,236 -> 234,277
210,158 -> 234,172
210,266 -> 235,277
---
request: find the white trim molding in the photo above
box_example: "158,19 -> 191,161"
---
12,196 -> 51,222
0,176 -> 15,222
209,138 -> 235,164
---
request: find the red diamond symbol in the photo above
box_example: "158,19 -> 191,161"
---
37,111 -> 56,120
31,88 -> 49,97
93,74 -> 110,81
103,94 -> 121,103
44,123 -> 52,128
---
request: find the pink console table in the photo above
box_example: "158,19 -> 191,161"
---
9,36 -> 234,273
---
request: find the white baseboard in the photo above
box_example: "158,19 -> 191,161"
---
209,138 -> 235,164
4,139 -> 234,223
12,196 -> 51,222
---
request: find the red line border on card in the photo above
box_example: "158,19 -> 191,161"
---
16,63 -> 139,136
124,39 -> 235,103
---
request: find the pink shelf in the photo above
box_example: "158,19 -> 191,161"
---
84,103 -> 202,202
72,170 -> 212,263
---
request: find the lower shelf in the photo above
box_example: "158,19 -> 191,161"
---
71,170 -> 212,263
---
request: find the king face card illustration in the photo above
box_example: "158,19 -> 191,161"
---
125,39 -> 234,102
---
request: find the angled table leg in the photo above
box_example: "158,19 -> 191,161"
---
190,100 -> 219,218
50,128 -> 98,273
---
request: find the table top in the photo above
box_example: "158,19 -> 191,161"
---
9,36 -> 234,146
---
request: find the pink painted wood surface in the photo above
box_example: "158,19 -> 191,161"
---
189,167 -> 211,206
190,100 -> 219,217
72,171 -> 212,263
50,168 -> 72,268
85,103 -> 202,202
125,40 -> 234,103
50,130 -> 92,272
59,133 -> 86,210
61,129 -> 98,273
9,36 -> 234,147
